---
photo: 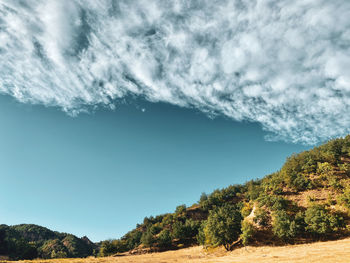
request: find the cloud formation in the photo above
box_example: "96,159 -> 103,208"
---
1,0 -> 350,144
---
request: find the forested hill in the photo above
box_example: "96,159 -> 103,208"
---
2,136 -> 350,260
0,224 -> 97,260
99,135 -> 350,256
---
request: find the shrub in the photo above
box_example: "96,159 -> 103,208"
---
175,205 -> 187,216
305,205 -> 344,235
240,221 -> 255,246
140,230 -> 155,248
241,202 -> 253,218
338,186 -> 350,209
196,223 -> 206,246
272,211 -> 295,240
253,208 -> 269,227
122,230 -> 142,250
158,230 -> 172,248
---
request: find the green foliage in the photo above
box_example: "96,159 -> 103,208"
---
245,180 -> 263,200
253,208 -> 269,227
241,202 -> 253,218
317,162 -> 333,176
338,163 -> 350,176
140,229 -> 155,248
158,229 -> 172,248
196,223 -> 206,246
98,239 -> 127,257
203,204 -> 242,250
175,204 -> 187,216
122,230 -> 142,250
257,194 -> 288,211
0,224 -> 95,260
39,239 -> 68,259
261,172 -> 284,195
338,186 -> 350,209
305,205 -> 344,235
272,211 -> 297,240
240,221 -> 255,246
171,219 -> 199,242
150,224 -> 162,235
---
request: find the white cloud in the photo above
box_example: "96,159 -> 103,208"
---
1,0 -> 350,144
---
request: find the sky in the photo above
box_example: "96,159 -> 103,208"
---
0,94 -> 308,241
0,0 -> 349,241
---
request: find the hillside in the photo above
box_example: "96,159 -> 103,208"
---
0,224 -> 96,260
98,135 -> 350,256
15,237 -> 350,263
2,136 -> 350,260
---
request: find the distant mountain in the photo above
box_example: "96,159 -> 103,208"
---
0,224 -> 97,260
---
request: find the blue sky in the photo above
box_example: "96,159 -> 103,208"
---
0,94 -> 308,241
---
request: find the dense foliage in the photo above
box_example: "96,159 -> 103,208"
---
203,204 -> 242,250
0,224 -> 96,260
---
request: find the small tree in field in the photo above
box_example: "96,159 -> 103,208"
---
204,204 -> 242,250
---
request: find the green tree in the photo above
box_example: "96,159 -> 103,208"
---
140,229 -> 155,248
305,205 -> 344,235
272,211 -> 296,240
204,204 -> 242,250
158,229 -> 172,248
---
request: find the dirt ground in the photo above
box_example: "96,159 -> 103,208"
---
16,237 -> 350,263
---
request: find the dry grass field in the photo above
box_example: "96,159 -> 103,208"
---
11,237 -> 350,263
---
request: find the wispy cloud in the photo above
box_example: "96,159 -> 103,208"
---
1,0 -> 350,144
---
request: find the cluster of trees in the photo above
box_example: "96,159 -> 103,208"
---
0,224 -> 96,260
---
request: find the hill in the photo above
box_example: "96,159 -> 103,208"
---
98,135 -> 350,256
0,224 -> 96,260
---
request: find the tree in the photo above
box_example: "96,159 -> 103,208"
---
175,205 -> 187,216
158,230 -> 172,248
305,205 -> 344,235
140,229 -> 155,248
204,204 -> 242,250
272,211 -> 295,240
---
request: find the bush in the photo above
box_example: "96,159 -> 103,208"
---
257,194 -> 288,211
98,239 -> 127,257
272,211 -> 296,240
305,205 -> 344,235
253,208 -> 269,227
158,230 -> 172,248
240,221 -> 255,246
241,202 -> 253,218
245,180 -> 263,200
175,205 -> 187,216
171,219 -> 199,242
140,230 -> 155,248
196,223 -> 206,246
203,204 -> 242,250
338,186 -> 350,209
122,230 -> 142,250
